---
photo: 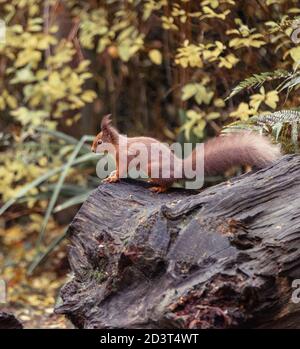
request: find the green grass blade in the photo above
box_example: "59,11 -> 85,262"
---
0,152 -> 100,216
36,127 -> 94,152
28,227 -> 69,275
36,127 -> 82,144
53,190 -> 93,213
35,136 -> 89,249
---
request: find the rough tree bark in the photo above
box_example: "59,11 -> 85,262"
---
0,312 -> 23,329
55,154 -> 300,329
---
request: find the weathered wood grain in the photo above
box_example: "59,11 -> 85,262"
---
55,154 -> 300,329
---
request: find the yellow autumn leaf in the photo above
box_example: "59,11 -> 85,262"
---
289,46 -> 300,63
266,0 -> 280,4
230,102 -> 256,121
149,49 -> 162,65
182,83 -> 198,101
206,112 -> 220,120
249,86 -> 265,110
193,118 -> 206,138
195,86 -> 214,105
81,90 -> 97,103
175,41 -> 203,68
181,110 -> 204,140
265,90 -> 279,109
38,157 -> 48,167
201,0 -> 219,9
15,49 -> 41,68
213,98 -> 225,108
5,94 -> 18,109
3,226 -> 24,245
162,16 -> 178,31
218,54 -> 239,69
0,96 -> 5,110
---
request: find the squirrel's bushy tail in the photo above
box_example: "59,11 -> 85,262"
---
187,133 -> 281,175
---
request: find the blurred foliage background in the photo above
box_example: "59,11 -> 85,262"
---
1,0 -> 300,327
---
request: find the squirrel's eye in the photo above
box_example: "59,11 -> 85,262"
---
97,139 -> 102,145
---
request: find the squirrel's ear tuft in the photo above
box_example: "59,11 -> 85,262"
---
101,114 -> 112,131
101,114 -> 119,142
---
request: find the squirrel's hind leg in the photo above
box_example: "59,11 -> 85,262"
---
150,186 -> 168,193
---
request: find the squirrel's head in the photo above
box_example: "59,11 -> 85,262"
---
91,114 -> 119,153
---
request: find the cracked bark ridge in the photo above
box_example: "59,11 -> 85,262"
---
55,154 -> 300,329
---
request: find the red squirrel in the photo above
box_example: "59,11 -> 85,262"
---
91,115 -> 281,192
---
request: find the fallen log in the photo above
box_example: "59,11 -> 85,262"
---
55,154 -> 300,329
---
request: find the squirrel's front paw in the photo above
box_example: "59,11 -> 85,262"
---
102,171 -> 119,183
102,176 -> 119,183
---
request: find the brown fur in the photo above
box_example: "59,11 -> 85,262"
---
92,115 -> 281,192
185,133 -> 281,175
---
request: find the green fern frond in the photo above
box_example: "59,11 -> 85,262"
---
221,119 -> 261,134
252,110 -> 300,125
222,109 -> 300,153
225,69 -> 291,100
279,72 -> 300,92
